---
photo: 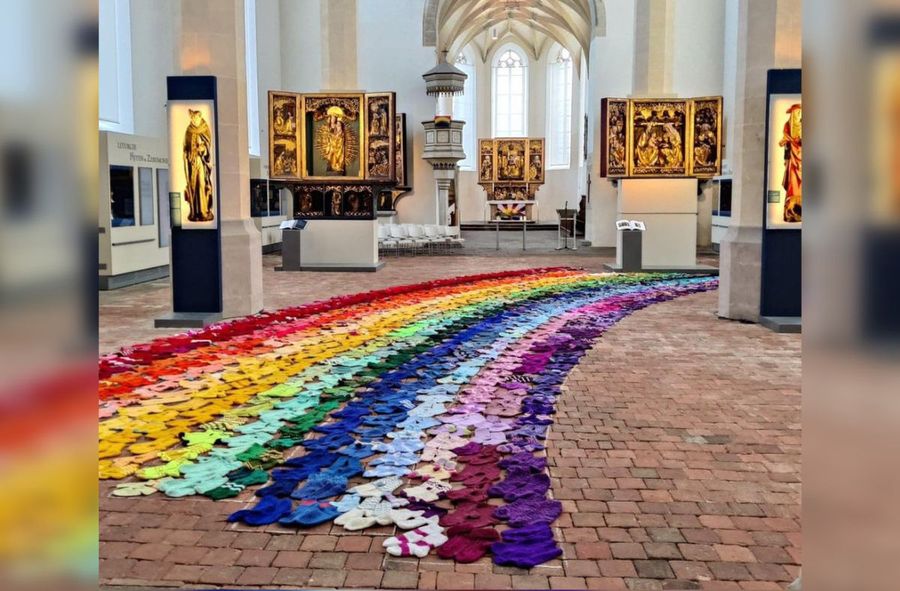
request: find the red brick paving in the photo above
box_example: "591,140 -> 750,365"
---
99,252 -> 718,354
99,262 -> 800,589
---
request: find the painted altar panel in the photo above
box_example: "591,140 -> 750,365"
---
477,137 -> 545,222
496,139 -> 528,181
269,91 -> 301,179
291,184 -> 377,220
491,184 -> 530,201
395,113 -> 408,188
301,93 -> 365,180
527,138 -> 545,183
600,98 -> 628,177
689,96 -> 723,178
478,139 -> 495,182
765,94 -> 802,229
628,99 -> 689,177
365,92 -> 396,181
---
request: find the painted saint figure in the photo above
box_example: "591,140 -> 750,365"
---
499,144 -> 523,179
660,123 -> 684,168
183,109 -> 214,222
693,123 -> 716,167
481,153 -> 493,181
323,106 -> 347,173
635,126 -> 660,167
348,193 -> 361,213
609,116 -> 626,169
299,193 -> 313,214
529,153 -> 542,181
780,104 -> 802,223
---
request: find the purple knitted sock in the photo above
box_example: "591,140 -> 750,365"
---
491,538 -> 562,568
498,453 -> 547,472
488,471 -> 551,501
492,495 -> 562,527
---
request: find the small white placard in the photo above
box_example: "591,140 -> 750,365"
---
616,219 -> 646,231
280,219 -> 308,230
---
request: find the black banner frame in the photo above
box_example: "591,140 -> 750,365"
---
760,68 -> 802,319
166,76 -> 223,315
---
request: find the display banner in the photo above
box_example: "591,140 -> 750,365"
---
168,99 -> 218,230
760,69 -> 801,320
164,76 -> 222,316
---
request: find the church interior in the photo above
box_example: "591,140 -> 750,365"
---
93,1 -> 805,590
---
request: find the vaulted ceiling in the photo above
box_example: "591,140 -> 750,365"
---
423,0 -> 605,63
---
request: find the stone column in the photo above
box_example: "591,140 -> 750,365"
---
670,0 -> 725,249
434,174 -> 453,226
321,0 -> 358,90
632,0 -> 674,97
630,0 -> 726,249
717,0 -> 778,321
174,0 -> 263,318
670,0 -> 726,98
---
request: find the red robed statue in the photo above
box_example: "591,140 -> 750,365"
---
779,104 -> 802,223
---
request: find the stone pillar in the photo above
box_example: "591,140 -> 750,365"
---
670,0 -> 726,97
174,0 -> 263,318
717,0 -> 778,321
631,0 -> 725,249
632,0 -> 674,96
670,0 -> 725,249
321,0 -> 357,89
434,174 -> 453,226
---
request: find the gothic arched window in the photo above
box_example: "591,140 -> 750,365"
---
547,47 -> 573,168
493,47 -> 528,137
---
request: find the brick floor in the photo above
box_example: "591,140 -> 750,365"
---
99,251 -> 718,353
99,256 -> 800,589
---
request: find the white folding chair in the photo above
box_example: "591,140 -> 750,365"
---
404,224 -> 431,255
378,224 -> 398,257
388,224 -> 415,255
443,225 -> 465,251
424,224 -> 449,254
